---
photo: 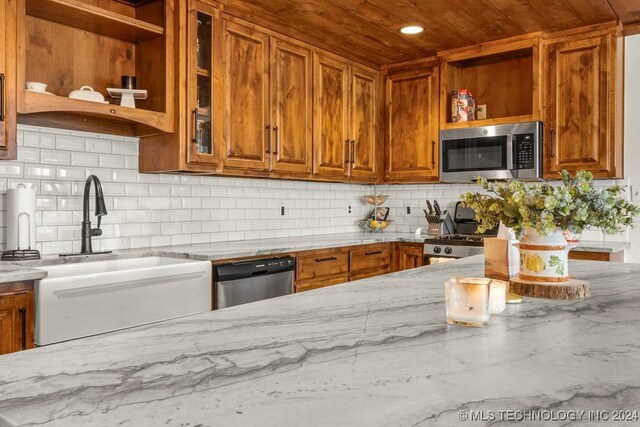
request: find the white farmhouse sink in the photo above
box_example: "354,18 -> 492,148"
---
35,257 -> 212,346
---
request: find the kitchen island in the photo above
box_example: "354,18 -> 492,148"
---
1,256 -> 639,426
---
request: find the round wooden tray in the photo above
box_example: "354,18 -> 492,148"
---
509,277 -> 591,300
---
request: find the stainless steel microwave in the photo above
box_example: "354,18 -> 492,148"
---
439,121 -> 543,182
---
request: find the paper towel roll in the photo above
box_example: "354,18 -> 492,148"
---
7,184 -> 37,250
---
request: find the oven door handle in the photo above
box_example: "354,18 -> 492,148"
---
506,134 -> 514,171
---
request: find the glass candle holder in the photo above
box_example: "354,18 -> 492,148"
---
489,279 -> 508,314
445,276 -> 492,327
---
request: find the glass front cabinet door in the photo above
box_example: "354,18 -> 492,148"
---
187,1 -> 220,165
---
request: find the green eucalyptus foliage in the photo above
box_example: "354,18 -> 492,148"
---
460,170 -> 640,237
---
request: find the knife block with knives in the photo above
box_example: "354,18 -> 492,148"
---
424,200 -> 455,237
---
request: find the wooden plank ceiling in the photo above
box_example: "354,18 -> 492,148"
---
219,0 -> 640,67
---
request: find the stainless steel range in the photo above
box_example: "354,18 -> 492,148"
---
423,202 -> 497,265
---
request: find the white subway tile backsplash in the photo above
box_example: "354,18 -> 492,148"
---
85,138 -> 112,154
111,141 -> 138,156
0,163 -> 24,177
99,154 -> 125,168
56,135 -> 85,151
1,125 -> 629,255
40,181 -> 71,196
24,132 -> 55,149
125,183 -> 149,197
42,211 -> 73,226
56,166 -> 85,181
71,152 -> 99,167
41,149 -> 71,165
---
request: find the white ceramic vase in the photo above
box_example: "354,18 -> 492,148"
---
517,227 -> 569,282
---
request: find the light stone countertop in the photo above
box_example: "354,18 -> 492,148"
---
0,256 -> 639,426
0,264 -> 47,284
3,233 -> 630,268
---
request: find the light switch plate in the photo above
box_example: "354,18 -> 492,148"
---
632,185 -> 640,202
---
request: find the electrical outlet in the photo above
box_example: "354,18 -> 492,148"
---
404,202 -> 412,215
632,186 -> 640,202
348,205 -> 352,214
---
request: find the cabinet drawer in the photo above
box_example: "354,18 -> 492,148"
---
350,267 -> 391,282
350,244 -> 391,273
296,252 -> 349,282
295,275 -> 349,293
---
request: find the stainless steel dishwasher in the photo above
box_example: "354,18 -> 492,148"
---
214,256 -> 295,309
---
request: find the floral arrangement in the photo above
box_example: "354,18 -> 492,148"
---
460,170 -> 640,236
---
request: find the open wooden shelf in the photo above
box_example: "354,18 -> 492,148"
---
439,37 -> 541,129
20,91 -> 171,135
25,0 -> 164,43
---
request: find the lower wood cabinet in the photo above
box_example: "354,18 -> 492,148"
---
0,281 -> 35,355
397,243 -> 425,271
294,243 -> 392,292
349,244 -> 391,280
568,250 -> 624,262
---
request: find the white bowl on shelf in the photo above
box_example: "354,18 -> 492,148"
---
68,86 -> 109,104
26,81 -> 47,92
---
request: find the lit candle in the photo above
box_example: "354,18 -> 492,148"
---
489,280 -> 507,314
445,277 -> 491,327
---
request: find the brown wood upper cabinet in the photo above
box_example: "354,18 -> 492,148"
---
543,26 -> 623,179
221,19 -> 271,171
313,53 -> 378,181
222,18 -> 313,175
187,1 -> 221,166
384,63 -> 440,182
0,282 -> 35,355
0,0 -> 17,160
269,38 -> 313,174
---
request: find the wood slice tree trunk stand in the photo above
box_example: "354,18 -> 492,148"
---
509,277 -> 591,300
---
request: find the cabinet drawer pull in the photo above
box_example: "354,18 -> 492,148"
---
431,140 -> 436,168
345,139 -> 351,169
350,140 -> 355,165
266,124 -> 271,154
365,251 -> 383,256
550,129 -> 556,158
273,126 -> 279,155
191,107 -> 199,144
19,306 -> 27,350
315,256 -> 337,262
0,73 -> 5,122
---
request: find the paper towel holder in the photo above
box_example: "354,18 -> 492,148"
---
1,211 -> 41,261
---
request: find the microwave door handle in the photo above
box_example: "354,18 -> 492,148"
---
506,134 -> 514,170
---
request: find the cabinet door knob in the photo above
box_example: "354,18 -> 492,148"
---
351,140 -> 355,165
431,140 -> 436,168
273,126 -> 279,156
192,108 -> 199,144
550,129 -> 556,158
0,73 -> 5,122
19,306 -> 27,350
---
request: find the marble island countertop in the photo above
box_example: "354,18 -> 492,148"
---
2,233 -> 631,269
1,256 -> 639,426
0,263 -> 47,284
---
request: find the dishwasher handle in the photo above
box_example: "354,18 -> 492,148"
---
215,256 -> 295,282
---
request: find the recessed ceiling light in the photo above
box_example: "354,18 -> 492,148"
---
400,26 -> 424,35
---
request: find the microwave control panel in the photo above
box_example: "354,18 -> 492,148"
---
513,133 -> 535,170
